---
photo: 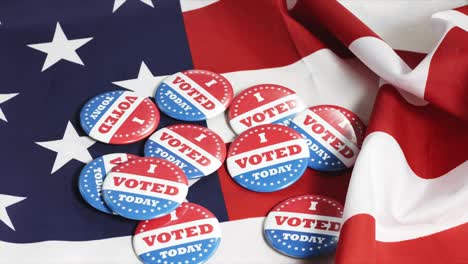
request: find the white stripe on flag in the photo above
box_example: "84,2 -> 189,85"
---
180,0 -> 220,12
338,0 -> 468,53
345,132 -> 468,242
348,10 -> 468,102
0,218 -> 328,264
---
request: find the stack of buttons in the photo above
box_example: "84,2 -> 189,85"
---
289,105 -> 365,171
78,153 -> 139,214
77,68 -> 365,262
102,157 -> 189,220
77,70 -> 233,264
224,86 -> 364,259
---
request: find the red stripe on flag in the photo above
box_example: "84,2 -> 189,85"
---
337,214 -> 468,264
455,5 -> 468,15
425,27 -> 468,121
182,0 -> 327,72
367,85 -> 468,179
395,50 -> 426,69
290,1 -> 380,48
336,214 -> 376,264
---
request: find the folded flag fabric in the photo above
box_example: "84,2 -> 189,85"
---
0,0 -> 466,263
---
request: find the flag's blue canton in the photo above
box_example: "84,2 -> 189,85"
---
0,0 -> 228,243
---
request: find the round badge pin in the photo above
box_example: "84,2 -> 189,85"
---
289,105 -> 365,171
264,195 -> 344,258
228,84 -> 305,135
80,90 -> 160,144
133,202 -> 222,264
102,157 -> 189,220
226,124 -> 310,192
155,70 -> 233,121
144,124 -> 226,179
78,153 -> 138,214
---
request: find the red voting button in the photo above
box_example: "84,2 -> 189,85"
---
226,124 -> 310,192
155,70 -> 234,121
133,202 -> 222,264
102,157 -> 189,220
228,84 -> 305,135
289,105 -> 365,171
80,90 -> 160,144
264,195 -> 344,258
144,124 -> 226,179
78,153 -> 139,214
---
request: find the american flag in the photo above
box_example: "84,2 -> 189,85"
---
0,1 -> 467,263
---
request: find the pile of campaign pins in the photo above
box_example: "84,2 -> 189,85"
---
78,69 -> 365,263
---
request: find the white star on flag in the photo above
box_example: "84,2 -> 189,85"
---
0,93 -> 19,122
0,194 -> 27,231
27,22 -> 93,72
112,61 -> 165,97
113,0 -> 154,13
36,121 -> 96,174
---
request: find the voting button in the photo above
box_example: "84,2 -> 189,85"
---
80,90 -> 160,144
264,195 -> 344,258
144,124 -> 226,179
228,84 -> 305,135
289,105 -> 365,171
133,202 -> 222,264
155,70 -> 233,121
102,157 -> 189,220
78,153 -> 138,214
226,124 -> 309,192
